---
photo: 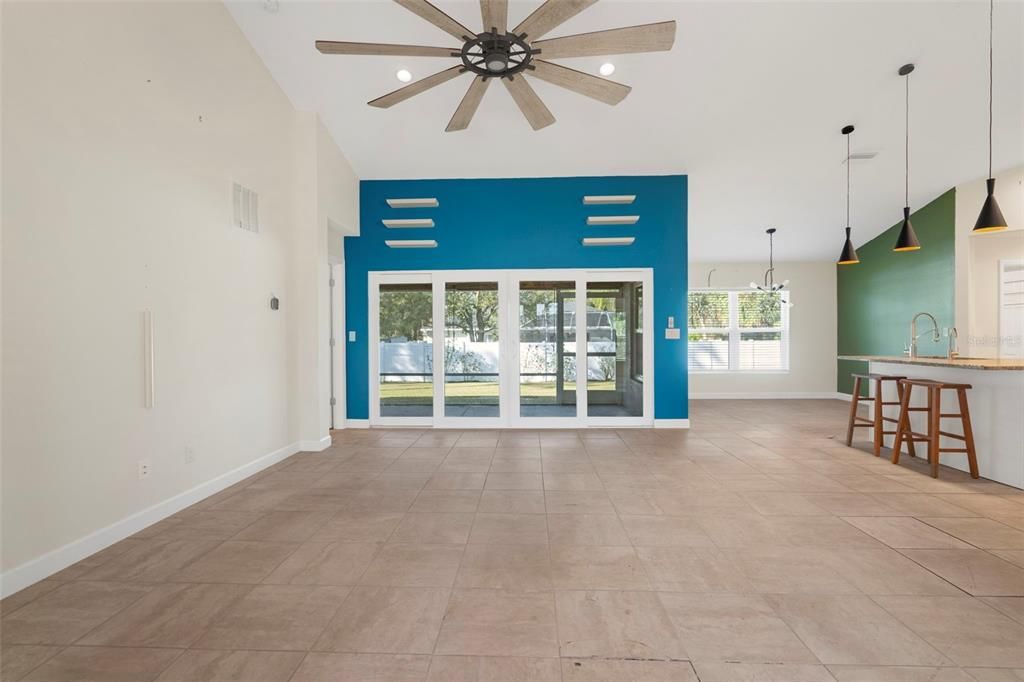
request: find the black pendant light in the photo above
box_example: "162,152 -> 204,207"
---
893,63 -> 921,252
837,125 -> 859,265
974,0 -> 1008,233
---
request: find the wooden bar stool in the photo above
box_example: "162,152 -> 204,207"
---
845,373 -> 911,456
893,379 -> 980,479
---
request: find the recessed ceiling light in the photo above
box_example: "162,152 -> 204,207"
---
599,63 -> 615,76
396,69 -> 412,83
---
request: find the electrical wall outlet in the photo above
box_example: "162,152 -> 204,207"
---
138,460 -> 151,479
184,447 -> 196,464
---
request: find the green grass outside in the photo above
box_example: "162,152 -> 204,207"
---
380,380 -> 616,405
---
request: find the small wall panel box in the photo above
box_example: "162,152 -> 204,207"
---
587,215 -> 639,226
386,198 -> 439,208
382,218 -> 435,228
583,195 -> 636,205
385,239 -> 438,248
582,237 -> 635,246
232,182 -> 259,233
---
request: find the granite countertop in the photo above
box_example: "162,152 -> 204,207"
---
839,355 -> 1024,370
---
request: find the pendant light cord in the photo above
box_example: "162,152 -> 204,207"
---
988,0 -> 994,178
846,133 -> 851,226
905,70 -> 910,207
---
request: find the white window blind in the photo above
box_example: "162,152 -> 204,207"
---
688,289 -> 789,372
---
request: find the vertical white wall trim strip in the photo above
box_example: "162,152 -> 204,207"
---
143,310 -> 154,409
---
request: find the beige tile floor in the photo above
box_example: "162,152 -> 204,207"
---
3,399 -> 1024,681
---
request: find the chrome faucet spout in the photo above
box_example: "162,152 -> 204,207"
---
910,312 -> 941,358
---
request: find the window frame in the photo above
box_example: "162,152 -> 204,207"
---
688,287 -> 790,374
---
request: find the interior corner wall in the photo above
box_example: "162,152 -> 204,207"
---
688,262 -> 837,398
836,189 -> 957,394
1,1 -> 356,594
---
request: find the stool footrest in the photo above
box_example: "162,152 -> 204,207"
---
940,447 -> 969,453
939,430 -> 966,440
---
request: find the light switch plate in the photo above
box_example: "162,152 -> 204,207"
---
665,328 -> 681,340
348,331 -> 356,342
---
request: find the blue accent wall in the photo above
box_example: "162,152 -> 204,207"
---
345,175 -> 688,420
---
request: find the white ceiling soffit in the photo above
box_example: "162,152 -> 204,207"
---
227,0 -> 1024,262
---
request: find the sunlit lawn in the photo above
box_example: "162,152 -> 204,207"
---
380,380 -> 616,404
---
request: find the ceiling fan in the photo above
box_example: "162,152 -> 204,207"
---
315,0 -> 677,131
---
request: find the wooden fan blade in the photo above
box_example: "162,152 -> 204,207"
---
480,0 -> 508,33
512,0 -> 597,41
530,60 -> 630,105
446,76 -> 491,131
315,41 -> 457,57
503,76 -> 555,130
393,0 -> 474,41
368,66 -> 466,108
532,20 -> 676,58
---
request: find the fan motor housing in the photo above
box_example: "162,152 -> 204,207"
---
458,30 -> 536,79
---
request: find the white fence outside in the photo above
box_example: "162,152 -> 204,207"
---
379,341 -> 617,382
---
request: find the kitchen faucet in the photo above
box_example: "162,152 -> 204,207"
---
906,312 -> 941,358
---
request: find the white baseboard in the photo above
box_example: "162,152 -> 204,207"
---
0,441 -> 301,599
691,392 -> 846,400
299,435 -> 332,451
836,392 -> 854,401
344,419 -> 370,429
655,419 -> 691,428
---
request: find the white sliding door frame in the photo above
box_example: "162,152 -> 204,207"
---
369,271 -> 434,427
584,269 -> 655,428
433,270 -> 508,429
509,270 -> 587,429
368,268 -> 654,429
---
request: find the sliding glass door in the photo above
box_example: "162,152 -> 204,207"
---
369,269 -> 652,427
517,280 -> 577,419
443,281 -> 501,419
373,275 -> 434,425
585,279 -> 645,419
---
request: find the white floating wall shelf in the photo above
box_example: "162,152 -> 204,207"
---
382,218 -> 435,228
582,237 -> 635,246
385,239 -> 437,248
583,195 -> 636,205
587,215 -> 639,226
386,198 -> 439,208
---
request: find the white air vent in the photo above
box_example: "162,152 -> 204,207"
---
386,198 -> 439,208
233,182 -> 259,233
587,215 -> 639,226
584,195 -> 636,205
582,237 -> 635,246
382,218 -> 435,228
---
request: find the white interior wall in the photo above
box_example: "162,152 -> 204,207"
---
954,165 -> 1024,358
688,262 -> 838,398
1,0 -> 356,594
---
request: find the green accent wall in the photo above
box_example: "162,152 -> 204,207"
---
836,189 -> 956,394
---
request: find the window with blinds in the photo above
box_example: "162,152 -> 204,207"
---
688,289 -> 789,372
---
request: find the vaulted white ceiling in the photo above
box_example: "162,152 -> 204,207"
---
227,0 -> 1024,262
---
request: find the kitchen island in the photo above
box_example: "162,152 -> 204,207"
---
839,355 -> 1024,488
